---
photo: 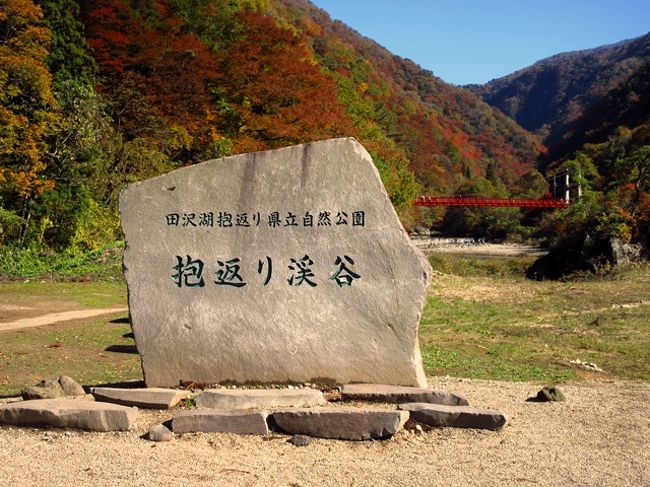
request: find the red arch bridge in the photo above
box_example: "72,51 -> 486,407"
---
413,196 -> 569,209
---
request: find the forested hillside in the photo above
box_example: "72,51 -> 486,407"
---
470,34 -> 650,151
0,0 -> 545,253
471,34 -> 650,258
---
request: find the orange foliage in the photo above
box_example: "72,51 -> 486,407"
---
219,11 -> 354,151
0,0 -> 58,200
83,0 -> 224,158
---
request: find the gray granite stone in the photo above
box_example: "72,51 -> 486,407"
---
21,380 -> 64,400
172,409 -> 269,435
273,407 -> 409,440
341,383 -> 468,406
532,386 -> 566,402
289,434 -> 312,446
58,376 -> 85,396
194,388 -> 325,409
91,387 -> 191,409
120,138 -> 431,387
399,403 -> 507,431
0,399 -> 137,431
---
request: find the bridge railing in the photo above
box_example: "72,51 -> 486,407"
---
413,196 -> 569,209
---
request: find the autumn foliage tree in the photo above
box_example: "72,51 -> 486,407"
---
216,11 -> 354,152
0,0 -> 59,243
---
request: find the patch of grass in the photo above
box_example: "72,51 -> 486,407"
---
0,242 -> 124,281
420,257 -> 650,382
0,313 -> 142,396
427,253 -> 537,278
0,280 -> 127,310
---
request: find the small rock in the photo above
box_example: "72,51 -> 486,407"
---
530,386 -> 566,402
289,434 -> 312,447
148,424 -> 173,442
399,403 -> 507,431
21,380 -> 64,400
58,376 -> 85,396
569,359 -> 605,373
404,419 -> 425,434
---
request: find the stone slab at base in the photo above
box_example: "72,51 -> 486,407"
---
194,388 -> 325,409
273,407 -> 409,440
0,399 -> 137,431
172,409 -> 269,435
399,403 -> 507,431
91,387 -> 191,409
341,384 -> 468,406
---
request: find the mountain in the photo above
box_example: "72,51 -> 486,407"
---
470,33 -> 650,162
275,0 -> 544,188
76,0 -> 543,195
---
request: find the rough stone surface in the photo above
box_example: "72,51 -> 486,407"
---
530,386 -> 566,402
341,384 -> 468,406
91,387 -> 191,409
194,389 -> 325,409
272,407 -> 409,440
289,434 -> 312,446
609,238 -> 643,265
58,376 -> 85,396
0,399 -> 137,431
399,403 -> 507,431
172,409 -> 269,435
21,380 -> 64,400
120,138 -> 431,387
148,424 -> 173,441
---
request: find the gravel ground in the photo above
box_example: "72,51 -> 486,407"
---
1,377 -> 648,487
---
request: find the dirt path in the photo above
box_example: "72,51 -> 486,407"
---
1,378 -> 648,486
0,308 -> 127,333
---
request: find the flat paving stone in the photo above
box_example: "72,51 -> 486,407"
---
0,399 -> 137,432
341,384 -> 469,406
91,387 -> 191,409
172,409 -> 269,435
194,389 -> 325,409
273,407 -> 409,440
399,403 -> 507,431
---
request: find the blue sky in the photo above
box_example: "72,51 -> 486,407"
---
311,0 -> 650,85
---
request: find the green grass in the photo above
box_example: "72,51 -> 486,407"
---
0,278 -> 132,396
0,313 -> 142,397
0,280 -> 126,309
0,242 -> 124,281
420,255 -> 650,382
427,253 -> 538,278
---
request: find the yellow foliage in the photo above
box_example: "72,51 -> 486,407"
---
0,0 -> 57,201
70,199 -> 120,252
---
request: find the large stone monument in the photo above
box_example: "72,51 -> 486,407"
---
120,138 -> 431,387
